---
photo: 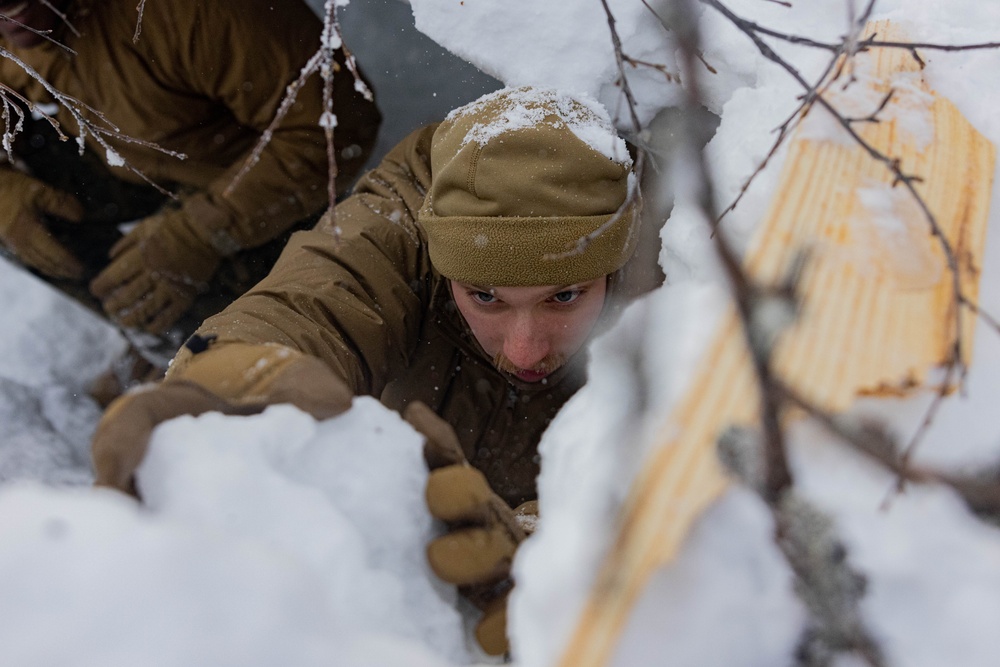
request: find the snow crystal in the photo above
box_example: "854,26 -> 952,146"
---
105,147 -> 125,167
319,110 -> 338,129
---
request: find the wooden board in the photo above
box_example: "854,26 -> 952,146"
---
556,20 -> 996,667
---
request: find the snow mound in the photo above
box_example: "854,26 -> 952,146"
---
0,399 -> 468,666
410,0 -> 681,130
0,259 -> 126,390
0,378 -> 101,486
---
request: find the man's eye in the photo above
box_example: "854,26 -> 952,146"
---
471,291 -> 497,304
552,290 -> 580,304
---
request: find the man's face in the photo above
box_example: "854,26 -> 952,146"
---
0,0 -> 68,48
450,277 -> 608,384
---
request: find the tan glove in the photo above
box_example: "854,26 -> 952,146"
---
89,208 -> 222,333
404,402 -> 536,657
0,170 -> 85,279
92,342 -> 354,497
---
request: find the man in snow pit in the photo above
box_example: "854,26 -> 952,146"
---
0,0 -> 380,367
91,86 -> 663,656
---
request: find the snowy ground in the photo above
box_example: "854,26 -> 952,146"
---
3,0 -> 1000,666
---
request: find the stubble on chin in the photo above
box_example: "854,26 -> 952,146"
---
492,351 -> 567,376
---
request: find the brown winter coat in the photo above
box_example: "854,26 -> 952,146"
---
172,124 -> 663,507
0,0 -> 380,252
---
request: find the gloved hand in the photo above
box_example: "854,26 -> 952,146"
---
89,208 -> 222,333
92,343 -> 354,497
404,402 -> 537,657
0,170 -> 85,279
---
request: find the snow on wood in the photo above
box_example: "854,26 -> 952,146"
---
557,20 -> 996,667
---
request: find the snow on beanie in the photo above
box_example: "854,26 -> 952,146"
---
418,86 -> 639,287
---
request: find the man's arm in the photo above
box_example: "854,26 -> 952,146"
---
92,125 -> 437,492
169,123 -> 437,396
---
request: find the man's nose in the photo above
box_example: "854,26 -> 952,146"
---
502,315 -> 550,369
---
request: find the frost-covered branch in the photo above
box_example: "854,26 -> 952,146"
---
0,45 -> 184,196
224,0 -> 374,236
779,383 -> 1000,521
671,0 -> 795,503
664,0 -> 898,661
132,0 -> 147,43
0,8 -> 75,53
542,0 -> 650,263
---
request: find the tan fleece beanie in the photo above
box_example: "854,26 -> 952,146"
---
419,87 -> 638,287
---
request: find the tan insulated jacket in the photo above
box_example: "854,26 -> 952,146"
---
0,0 -> 380,253
173,125 -> 662,507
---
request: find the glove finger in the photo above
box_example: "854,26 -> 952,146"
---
107,221 -> 150,258
427,526 -> 517,586
143,301 -> 188,335
404,401 -> 467,469
18,222 -> 85,279
426,465 -> 496,523
475,595 -> 510,657
98,274 -> 153,322
114,281 -> 173,330
262,354 -> 355,420
33,184 -> 83,222
139,286 -> 194,334
92,380 -> 258,495
90,245 -> 145,299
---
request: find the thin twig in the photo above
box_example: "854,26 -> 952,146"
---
0,45 -> 183,196
133,0 -> 147,43
541,0 -> 648,263
0,11 -> 76,54
676,0 -> 794,502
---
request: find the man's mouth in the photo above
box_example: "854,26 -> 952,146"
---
492,352 -> 567,384
513,368 -> 552,383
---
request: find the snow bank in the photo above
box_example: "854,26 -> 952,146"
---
511,1 -> 1000,666
0,259 -> 125,391
0,260 -> 124,486
409,0 -> 681,130
3,1 -> 1000,666
0,399 -> 468,666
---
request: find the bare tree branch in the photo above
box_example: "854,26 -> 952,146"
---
224,0 -> 374,237
0,10 -> 75,53
0,45 -> 184,196
132,0 -> 147,43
